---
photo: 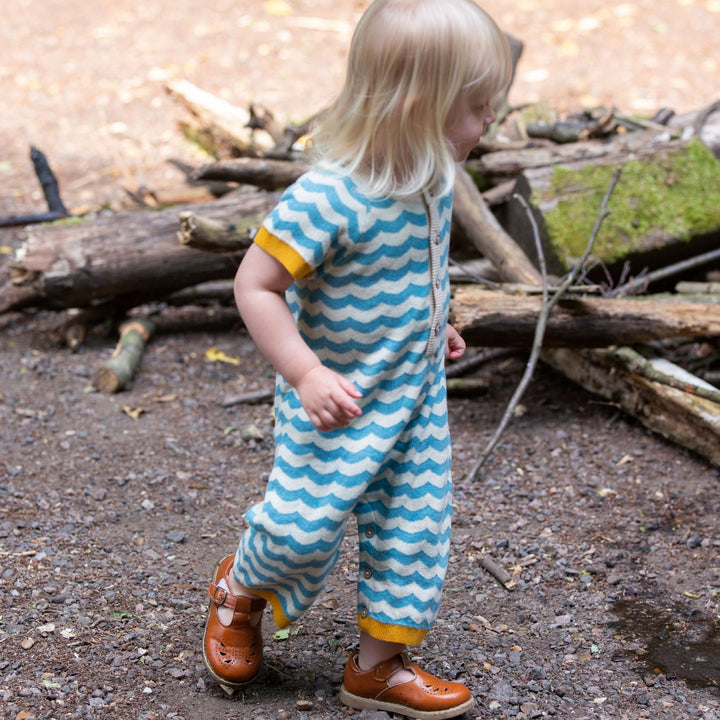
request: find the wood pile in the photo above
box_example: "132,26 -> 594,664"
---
2,76 -> 719,468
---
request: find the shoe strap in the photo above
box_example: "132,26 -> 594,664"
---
208,581 -> 266,613
372,653 -> 416,685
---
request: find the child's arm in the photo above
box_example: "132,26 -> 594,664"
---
234,243 -> 362,431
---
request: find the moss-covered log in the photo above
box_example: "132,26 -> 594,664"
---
506,138 -> 720,281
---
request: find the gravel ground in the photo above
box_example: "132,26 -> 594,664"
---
2,314 -> 720,720
2,2 -> 720,720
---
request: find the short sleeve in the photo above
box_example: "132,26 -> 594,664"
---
255,170 -> 344,280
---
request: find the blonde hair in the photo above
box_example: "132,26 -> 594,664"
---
312,0 -> 511,198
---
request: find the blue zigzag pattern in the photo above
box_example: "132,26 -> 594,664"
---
235,167 -> 456,636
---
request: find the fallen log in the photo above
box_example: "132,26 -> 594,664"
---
93,318 -> 155,393
545,347 -> 720,467
669,100 -> 720,157
1,191 -> 279,314
451,166 -> 720,468
166,79 -> 275,158
466,128 -> 678,182
450,287 -> 720,348
612,347 -> 720,405
194,156 -> 308,190
453,168 -> 540,286
505,138 -> 720,278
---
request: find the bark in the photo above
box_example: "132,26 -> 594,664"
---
453,168 -> 540,286
1,191 -> 279,314
451,286 -> 720,348
177,206 -> 266,253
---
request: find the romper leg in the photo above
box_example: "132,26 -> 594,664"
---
354,439 -> 453,645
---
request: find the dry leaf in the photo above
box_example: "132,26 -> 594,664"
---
205,346 -> 241,366
122,406 -> 145,419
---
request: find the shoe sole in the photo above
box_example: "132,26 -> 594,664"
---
338,685 -> 475,720
201,556 -> 263,695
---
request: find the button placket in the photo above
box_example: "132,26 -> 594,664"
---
423,192 -> 443,357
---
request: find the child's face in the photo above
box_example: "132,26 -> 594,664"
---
444,92 -> 497,162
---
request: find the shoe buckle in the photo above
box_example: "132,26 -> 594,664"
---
211,585 -> 228,606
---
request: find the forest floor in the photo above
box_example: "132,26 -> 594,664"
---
2,2 -> 720,720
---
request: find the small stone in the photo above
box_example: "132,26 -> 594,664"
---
296,700 -> 313,711
21,637 -> 36,649
242,423 -> 265,441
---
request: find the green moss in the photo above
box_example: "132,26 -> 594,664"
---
49,215 -> 88,226
533,139 -> 720,264
465,164 -> 494,192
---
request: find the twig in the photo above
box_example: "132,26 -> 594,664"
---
0,210 -> 67,229
445,348 -> 516,379
0,146 -> 70,227
222,388 -> 274,407
448,256 -> 504,291
609,247 -> 720,298
477,555 -> 515,591
465,167 -> 623,481
30,146 -> 68,215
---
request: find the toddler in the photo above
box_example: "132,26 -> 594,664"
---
203,1 -> 511,717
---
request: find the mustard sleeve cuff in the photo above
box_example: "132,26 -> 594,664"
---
254,226 -> 313,279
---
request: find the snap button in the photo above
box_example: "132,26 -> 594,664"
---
360,607 -> 369,618
363,568 -> 372,579
365,527 -> 375,538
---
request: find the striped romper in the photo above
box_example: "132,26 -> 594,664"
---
233,167 -> 454,645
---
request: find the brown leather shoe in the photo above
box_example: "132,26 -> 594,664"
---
339,652 -> 475,719
202,555 -> 267,693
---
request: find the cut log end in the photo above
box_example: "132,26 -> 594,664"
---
92,365 -> 123,394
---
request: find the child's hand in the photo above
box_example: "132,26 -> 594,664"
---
295,365 -> 363,432
445,324 -> 466,360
